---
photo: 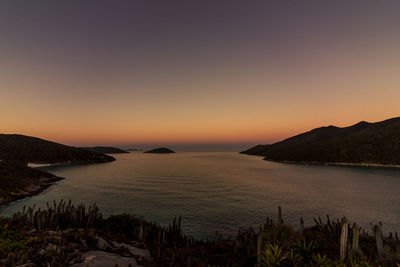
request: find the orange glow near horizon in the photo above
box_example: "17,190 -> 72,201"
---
1,1 -> 399,146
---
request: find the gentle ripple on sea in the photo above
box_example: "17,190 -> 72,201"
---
1,152 -> 400,238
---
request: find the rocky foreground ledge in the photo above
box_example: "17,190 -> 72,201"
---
11,229 -> 153,267
1,200 -> 400,266
0,200 -> 156,266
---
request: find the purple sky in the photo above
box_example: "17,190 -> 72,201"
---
1,1 -> 399,146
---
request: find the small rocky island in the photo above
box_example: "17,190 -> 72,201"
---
81,146 -> 129,154
144,148 -> 175,154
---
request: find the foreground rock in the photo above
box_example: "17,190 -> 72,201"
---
241,117 -> 400,166
144,148 -> 175,154
72,251 -> 139,267
112,242 -> 152,261
71,238 -> 152,266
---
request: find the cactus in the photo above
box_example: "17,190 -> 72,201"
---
340,217 -> 348,261
257,232 -> 268,264
278,206 -> 283,225
139,222 -> 144,241
299,217 -> 304,237
374,225 -> 385,259
11,199 -> 103,230
351,224 -> 363,258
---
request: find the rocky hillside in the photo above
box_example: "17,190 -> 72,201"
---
241,117 -> 400,165
0,134 -> 115,164
0,160 -> 63,205
0,134 -> 115,205
81,146 -> 129,154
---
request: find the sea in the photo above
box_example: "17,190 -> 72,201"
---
1,151 -> 400,238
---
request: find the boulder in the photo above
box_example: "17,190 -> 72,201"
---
71,250 -> 139,267
112,242 -> 152,261
96,237 -> 111,250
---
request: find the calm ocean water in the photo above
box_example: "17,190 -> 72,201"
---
1,152 -> 400,238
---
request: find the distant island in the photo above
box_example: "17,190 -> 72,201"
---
81,146 -> 129,154
144,147 -> 175,154
241,117 -> 400,167
0,134 -> 115,205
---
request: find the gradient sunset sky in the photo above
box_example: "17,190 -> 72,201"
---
1,1 -> 399,146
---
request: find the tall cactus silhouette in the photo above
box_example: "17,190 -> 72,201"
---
340,217 -> 348,261
299,217 -> 304,237
351,224 -> 363,258
278,206 -> 283,225
374,224 -> 385,259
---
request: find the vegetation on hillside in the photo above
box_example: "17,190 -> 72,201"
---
80,146 -> 129,154
0,134 -> 115,164
0,161 -> 63,205
241,117 -> 400,166
0,134 -> 115,205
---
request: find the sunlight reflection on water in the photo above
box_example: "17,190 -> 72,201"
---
1,152 -> 400,238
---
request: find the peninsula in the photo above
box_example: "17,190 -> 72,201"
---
81,146 -> 129,154
0,134 -> 115,205
0,160 -> 63,205
241,117 -> 400,166
0,134 -> 115,165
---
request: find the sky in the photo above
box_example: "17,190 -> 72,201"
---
1,1 -> 399,147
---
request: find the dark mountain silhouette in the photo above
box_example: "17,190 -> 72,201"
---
144,148 -> 175,154
241,117 -> 400,166
0,134 -> 116,205
81,146 -> 129,154
0,160 -> 63,205
0,134 -> 115,164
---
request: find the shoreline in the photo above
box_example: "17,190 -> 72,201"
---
0,159 -> 116,208
0,176 -> 64,207
5,155 -> 399,208
264,159 -> 400,169
1,158 -> 116,208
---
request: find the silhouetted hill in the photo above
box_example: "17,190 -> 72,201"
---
241,117 -> 400,166
0,160 -> 63,205
81,146 -> 129,154
144,148 -> 175,154
0,134 -> 115,164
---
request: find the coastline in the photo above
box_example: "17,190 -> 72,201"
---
264,159 -> 400,169
0,159 -> 117,207
1,158 -> 116,208
0,160 -> 66,207
0,175 -> 64,207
